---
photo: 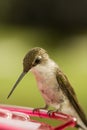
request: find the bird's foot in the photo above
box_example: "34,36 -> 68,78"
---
33,104 -> 48,113
47,107 -> 62,116
47,109 -> 58,116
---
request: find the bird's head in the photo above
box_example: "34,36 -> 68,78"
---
7,47 -> 49,98
23,47 -> 49,72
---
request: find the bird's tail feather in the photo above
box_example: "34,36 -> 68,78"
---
76,124 -> 87,130
78,128 -> 86,130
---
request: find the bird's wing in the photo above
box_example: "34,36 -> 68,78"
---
56,69 -> 87,126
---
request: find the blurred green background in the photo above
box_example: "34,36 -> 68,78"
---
0,1 -> 87,129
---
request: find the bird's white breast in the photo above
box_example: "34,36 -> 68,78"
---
31,59 -> 64,107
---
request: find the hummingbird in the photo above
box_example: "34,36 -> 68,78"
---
7,47 -> 87,130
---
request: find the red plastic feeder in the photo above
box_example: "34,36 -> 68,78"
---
0,104 -> 77,130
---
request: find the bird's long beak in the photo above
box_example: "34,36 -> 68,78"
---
7,72 -> 26,99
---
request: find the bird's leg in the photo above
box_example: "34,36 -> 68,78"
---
47,104 -> 62,116
33,104 -> 49,113
47,98 -> 64,116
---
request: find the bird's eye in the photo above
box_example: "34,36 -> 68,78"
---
35,56 -> 41,64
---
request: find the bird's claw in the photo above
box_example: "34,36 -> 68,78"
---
33,108 -> 40,113
47,109 -> 59,116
